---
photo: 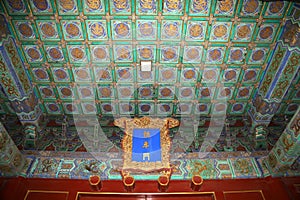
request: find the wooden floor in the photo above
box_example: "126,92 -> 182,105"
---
0,176 -> 299,200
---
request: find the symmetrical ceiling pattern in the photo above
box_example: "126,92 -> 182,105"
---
0,0 -> 297,117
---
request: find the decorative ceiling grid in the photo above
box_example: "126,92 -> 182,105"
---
0,0 -> 298,117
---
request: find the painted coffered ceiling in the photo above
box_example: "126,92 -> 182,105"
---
0,0 -> 300,180
0,0 -> 299,118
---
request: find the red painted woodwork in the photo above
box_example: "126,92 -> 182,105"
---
25,191 -> 68,200
0,176 -> 298,200
223,191 -> 264,200
88,175 -> 102,191
124,176 -> 134,185
281,177 -> 300,200
159,176 -> 168,185
191,175 -> 203,191
123,176 -> 135,192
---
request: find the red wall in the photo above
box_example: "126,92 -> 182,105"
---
0,176 -> 299,200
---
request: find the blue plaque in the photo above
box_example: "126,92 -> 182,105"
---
132,128 -> 161,162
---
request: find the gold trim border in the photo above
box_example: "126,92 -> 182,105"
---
24,190 -> 69,200
223,190 -> 266,200
75,191 -> 216,200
